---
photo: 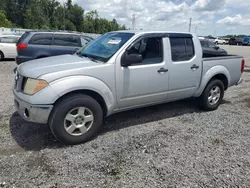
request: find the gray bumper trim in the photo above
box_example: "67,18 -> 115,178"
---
236,77 -> 243,85
14,95 -> 53,124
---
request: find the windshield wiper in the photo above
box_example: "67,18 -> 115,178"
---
78,53 -> 100,63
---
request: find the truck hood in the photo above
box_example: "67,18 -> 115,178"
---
18,54 -> 100,78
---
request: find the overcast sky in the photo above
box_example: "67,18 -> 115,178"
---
59,0 -> 250,36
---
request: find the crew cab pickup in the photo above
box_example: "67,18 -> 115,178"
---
13,31 -> 245,145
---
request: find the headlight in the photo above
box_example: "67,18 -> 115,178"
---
23,78 -> 48,95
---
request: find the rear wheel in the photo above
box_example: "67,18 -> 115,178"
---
0,51 -> 4,61
49,94 -> 103,145
199,79 -> 224,111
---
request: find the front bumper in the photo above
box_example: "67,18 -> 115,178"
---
14,94 -> 53,124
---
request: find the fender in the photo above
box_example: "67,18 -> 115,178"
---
49,75 -> 116,115
194,65 -> 230,97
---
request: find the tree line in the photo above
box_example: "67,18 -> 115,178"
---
0,0 -> 126,34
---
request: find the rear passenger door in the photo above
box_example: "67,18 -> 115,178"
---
167,36 -> 202,100
28,33 -> 53,58
51,34 -> 82,56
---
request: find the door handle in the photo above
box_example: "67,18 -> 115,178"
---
158,67 -> 168,73
191,64 -> 199,69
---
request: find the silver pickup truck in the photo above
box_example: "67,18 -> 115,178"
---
13,31 -> 245,145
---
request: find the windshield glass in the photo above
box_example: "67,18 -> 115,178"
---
243,38 -> 250,42
78,32 -> 134,62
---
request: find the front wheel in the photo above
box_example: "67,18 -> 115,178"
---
0,51 -> 4,61
199,79 -> 224,111
49,94 -> 103,145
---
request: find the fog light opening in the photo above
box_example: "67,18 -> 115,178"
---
24,108 -> 29,118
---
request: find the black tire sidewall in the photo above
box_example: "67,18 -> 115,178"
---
0,51 -> 4,61
200,79 -> 224,111
49,94 -> 103,145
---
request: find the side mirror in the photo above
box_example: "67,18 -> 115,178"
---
214,46 -> 220,50
121,52 -> 142,67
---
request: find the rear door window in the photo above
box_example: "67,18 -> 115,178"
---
53,34 -> 81,47
29,33 -> 53,45
170,37 -> 195,62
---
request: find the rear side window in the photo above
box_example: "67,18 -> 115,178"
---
170,37 -> 195,62
29,33 -> 53,45
53,34 -> 81,47
17,32 -> 30,44
0,37 -> 17,43
200,40 -> 208,47
208,41 -> 216,48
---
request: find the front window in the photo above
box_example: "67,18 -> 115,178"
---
78,32 -> 134,62
243,38 -> 250,42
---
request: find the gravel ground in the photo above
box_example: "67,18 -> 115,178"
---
1,60 -> 250,187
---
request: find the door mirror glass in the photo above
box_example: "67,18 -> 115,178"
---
121,53 -> 142,67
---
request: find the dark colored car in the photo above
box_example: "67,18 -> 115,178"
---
242,37 -> 250,46
16,31 -> 94,64
229,38 -> 243,45
200,39 -> 227,57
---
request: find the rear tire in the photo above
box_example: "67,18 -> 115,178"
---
199,79 -> 224,111
49,94 -> 103,145
0,51 -> 4,61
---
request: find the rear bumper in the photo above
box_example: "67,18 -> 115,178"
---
16,56 -> 34,65
14,93 -> 53,124
236,77 -> 243,85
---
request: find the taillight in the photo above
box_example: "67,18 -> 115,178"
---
241,59 -> 245,73
17,44 -> 28,51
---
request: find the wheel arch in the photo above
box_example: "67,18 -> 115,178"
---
53,89 -> 108,117
47,76 -> 117,117
194,65 -> 230,97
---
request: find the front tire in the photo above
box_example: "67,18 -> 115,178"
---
199,79 -> 224,111
49,94 -> 103,145
0,51 -> 4,61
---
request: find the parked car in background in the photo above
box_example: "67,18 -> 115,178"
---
200,39 -> 227,57
214,38 -> 228,45
242,37 -> 250,46
0,35 -> 20,61
13,31 -> 244,145
16,31 -> 94,64
229,38 -> 243,45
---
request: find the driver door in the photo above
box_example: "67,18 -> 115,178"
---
115,35 -> 169,109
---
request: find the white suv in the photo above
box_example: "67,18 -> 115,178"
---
0,35 -> 20,61
214,38 -> 228,45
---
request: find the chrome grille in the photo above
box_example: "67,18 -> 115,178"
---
14,72 -> 24,91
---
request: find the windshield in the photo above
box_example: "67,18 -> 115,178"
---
243,38 -> 250,42
78,32 -> 134,62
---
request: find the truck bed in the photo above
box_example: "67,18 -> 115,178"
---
202,54 -> 243,88
203,54 -> 243,61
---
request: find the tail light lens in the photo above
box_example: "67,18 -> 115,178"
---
241,59 -> 245,73
17,44 -> 28,51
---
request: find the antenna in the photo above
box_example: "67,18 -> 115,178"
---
132,14 -> 136,30
188,18 -> 192,32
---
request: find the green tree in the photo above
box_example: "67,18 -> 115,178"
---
2,0 -> 126,33
0,10 -> 13,27
69,5 -> 84,32
65,19 -> 76,31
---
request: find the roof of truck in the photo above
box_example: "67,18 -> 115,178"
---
113,30 -> 193,34
111,30 -> 194,38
